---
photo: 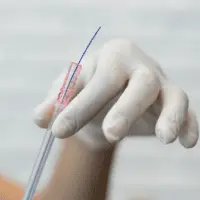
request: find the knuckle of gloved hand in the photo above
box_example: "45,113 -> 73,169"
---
135,66 -> 160,93
137,65 -> 157,80
98,40 -> 131,74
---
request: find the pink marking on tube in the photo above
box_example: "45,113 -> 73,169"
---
57,62 -> 82,108
57,63 -> 72,102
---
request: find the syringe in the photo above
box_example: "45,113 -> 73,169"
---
22,26 -> 101,200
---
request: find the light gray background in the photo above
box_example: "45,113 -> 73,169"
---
0,0 -> 199,200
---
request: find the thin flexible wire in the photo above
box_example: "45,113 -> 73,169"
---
22,26 -> 101,200
62,26 -> 101,100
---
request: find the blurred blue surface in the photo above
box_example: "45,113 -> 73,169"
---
0,0 -> 199,199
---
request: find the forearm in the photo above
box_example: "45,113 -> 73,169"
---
37,136 -> 115,200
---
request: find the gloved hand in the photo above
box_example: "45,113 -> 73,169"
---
34,39 -> 199,150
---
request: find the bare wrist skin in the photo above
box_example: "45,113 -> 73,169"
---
37,136 -> 115,200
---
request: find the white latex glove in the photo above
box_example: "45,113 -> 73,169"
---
34,39 -> 199,150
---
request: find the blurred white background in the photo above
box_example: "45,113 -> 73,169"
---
0,0 -> 199,200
